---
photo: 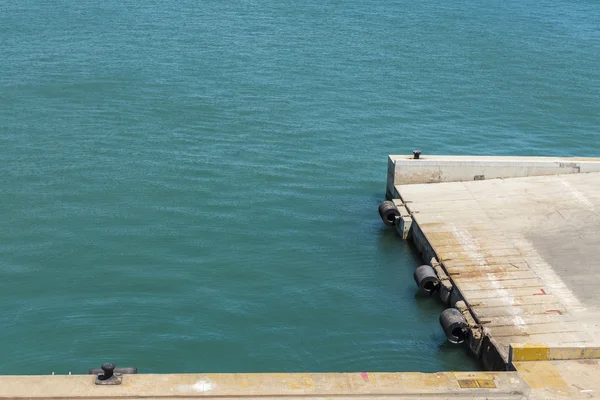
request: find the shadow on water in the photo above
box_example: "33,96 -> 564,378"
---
376,225 -> 402,251
413,289 -> 484,371
413,291 -> 445,318
437,340 -> 484,371
375,221 -> 483,371
376,226 -> 422,262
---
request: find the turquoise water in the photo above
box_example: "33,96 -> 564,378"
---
1,0 -> 599,374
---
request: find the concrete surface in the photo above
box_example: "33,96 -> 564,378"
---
394,170 -> 600,369
4,366 -> 600,399
386,155 -> 600,198
0,371 -> 529,399
513,359 -> 600,399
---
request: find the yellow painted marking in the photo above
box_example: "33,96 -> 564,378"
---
510,344 -> 550,361
369,372 -> 377,386
418,373 -> 449,388
287,375 -> 313,390
511,345 -> 600,361
458,379 -> 479,388
237,375 -> 249,388
477,379 -> 496,388
512,361 -> 569,389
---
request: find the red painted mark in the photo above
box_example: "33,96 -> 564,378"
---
546,309 -> 562,315
533,288 -> 547,296
361,372 -> 369,382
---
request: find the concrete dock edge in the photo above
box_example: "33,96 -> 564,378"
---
385,154 -> 600,374
386,155 -> 600,195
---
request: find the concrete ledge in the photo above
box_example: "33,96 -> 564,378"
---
386,155 -> 600,193
0,371 -> 529,399
391,200 -> 412,239
512,359 -> 600,398
509,344 -> 600,363
481,334 -> 510,371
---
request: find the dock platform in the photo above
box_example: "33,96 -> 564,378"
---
2,354 -> 600,399
387,155 -> 600,373
0,371 -> 531,399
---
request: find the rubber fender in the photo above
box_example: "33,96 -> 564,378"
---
378,201 -> 400,226
414,264 -> 440,295
439,308 -> 468,344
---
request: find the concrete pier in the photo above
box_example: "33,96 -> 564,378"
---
4,154 -> 600,399
386,154 -> 600,375
2,359 -> 600,399
0,371 -> 530,399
